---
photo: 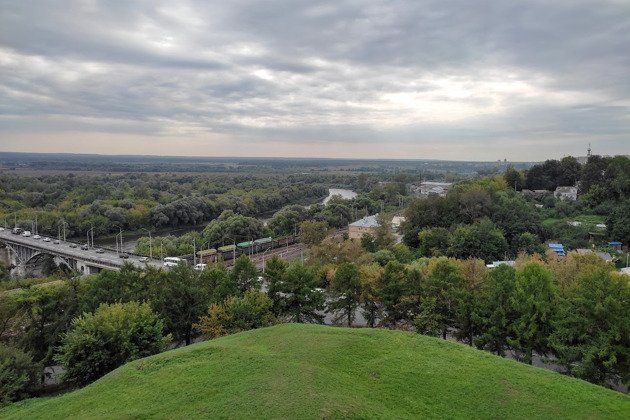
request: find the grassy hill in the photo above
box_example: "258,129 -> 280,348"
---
2,324 -> 629,419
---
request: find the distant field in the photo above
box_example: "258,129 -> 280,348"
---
2,324 -> 628,419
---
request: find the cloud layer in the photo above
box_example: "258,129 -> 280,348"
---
2,0 -> 629,160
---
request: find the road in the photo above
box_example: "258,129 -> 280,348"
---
0,228 -> 164,270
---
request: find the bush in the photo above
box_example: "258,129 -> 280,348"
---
0,345 -> 41,405
55,302 -> 171,386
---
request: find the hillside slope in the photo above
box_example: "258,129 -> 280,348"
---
2,324 -> 629,419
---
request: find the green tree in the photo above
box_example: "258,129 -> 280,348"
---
328,263 -> 362,326
374,261 -> 409,327
474,264 -> 518,356
280,265 -> 325,323
194,291 -> 278,340
298,220 -> 328,246
509,262 -> 555,365
264,255 -> 289,316
549,268 -> 630,386
606,199 -> 630,245
149,263 -> 213,346
55,302 -> 170,386
415,259 -> 463,339
0,344 -> 42,405
417,227 -> 450,257
230,255 -> 260,294
448,219 -> 508,262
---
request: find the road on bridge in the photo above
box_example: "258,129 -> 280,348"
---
0,228 -> 164,271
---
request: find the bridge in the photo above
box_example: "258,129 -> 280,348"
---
0,229 -> 163,277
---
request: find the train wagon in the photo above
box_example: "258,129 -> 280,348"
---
218,244 -> 240,261
197,248 -> 218,263
254,237 -> 273,253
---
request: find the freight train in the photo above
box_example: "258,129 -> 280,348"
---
196,236 -> 299,264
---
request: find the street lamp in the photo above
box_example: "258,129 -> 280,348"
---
141,228 -> 153,260
113,225 -> 123,255
59,220 -> 68,242
86,227 -> 94,249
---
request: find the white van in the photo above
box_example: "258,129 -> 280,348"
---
22,230 -> 32,237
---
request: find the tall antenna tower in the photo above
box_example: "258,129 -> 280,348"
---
587,143 -> 592,157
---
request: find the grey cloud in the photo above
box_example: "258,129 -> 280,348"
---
1,0 -> 629,159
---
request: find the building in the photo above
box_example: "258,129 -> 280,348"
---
410,182 -> 452,198
554,186 -> 578,201
348,214 -> 381,239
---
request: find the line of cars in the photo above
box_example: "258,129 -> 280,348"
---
4,226 -> 152,263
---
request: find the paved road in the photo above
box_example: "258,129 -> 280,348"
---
0,228 -> 163,270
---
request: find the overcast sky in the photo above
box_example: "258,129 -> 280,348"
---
1,0 -> 629,161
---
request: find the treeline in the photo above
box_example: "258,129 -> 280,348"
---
2,243 -> 628,404
0,172 -> 332,239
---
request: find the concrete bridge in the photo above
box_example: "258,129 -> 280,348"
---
0,229 -> 163,277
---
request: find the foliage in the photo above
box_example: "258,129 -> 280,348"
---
549,268 -> 630,386
0,345 -> 41,405
414,258 -> 463,339
448,218 -> 508,262
55,301 -> 170,386
148,263 -> 215,345
230,255 -> 260,294
328,263 -> 362,326
508,262 -> 555,364
298,219 -> 327,246
194,291 -> 278,340
278,264 -> 325,323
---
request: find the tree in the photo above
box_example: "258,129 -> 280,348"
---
374,261 -> 409,327
149,263 -> 213,345
299,220 -> 327,246
415,258 -> 463,339
230,255 -> 260,294
328,263 -> 362,326
606,199 -> 630,245
503,167 -> 524,191
549,268 -> 630,386
55,302 -> 170,386
417,227 -> 450,257
279,265 -> 325,323
474,264 -> 518,356
264,255 -> 289,316
194,291 -> 277,340
0,345 -> 41,405
508,262 -> 555,365
448,219 -> 508,263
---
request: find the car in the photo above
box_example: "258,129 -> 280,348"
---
53,239 -> 60,244
81,244 -> 89,250
119,253 -> 130,259
43,237 -> 51,242
22,231 -> 32,237
69,243 -> 77,248
0,227 -> 4,231
95,248 -> 105,254
33,234 -> 41,240
139,256 -> 149,262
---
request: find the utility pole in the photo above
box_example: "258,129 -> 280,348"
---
193,238 -> 196,266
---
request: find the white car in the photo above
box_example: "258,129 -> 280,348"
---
33,234 -> 41,240
43,237 -> 51,242
0,227 -> 4,231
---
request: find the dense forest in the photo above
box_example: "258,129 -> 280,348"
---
1,153 -> 630,405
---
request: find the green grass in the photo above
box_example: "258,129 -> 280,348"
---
2,324 -> 629,419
